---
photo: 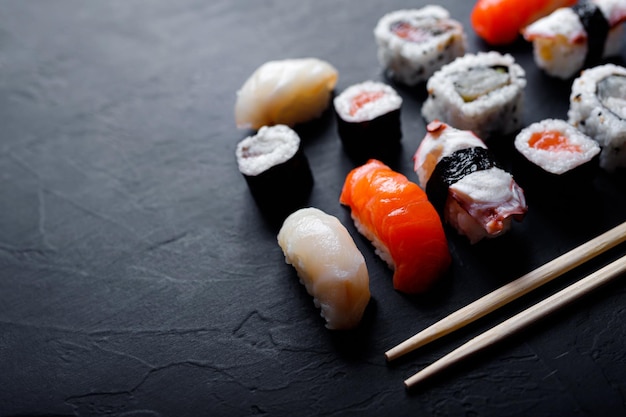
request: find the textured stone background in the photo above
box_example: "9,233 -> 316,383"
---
1,1 -> 625,416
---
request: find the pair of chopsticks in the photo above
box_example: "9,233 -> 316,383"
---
386,221 -> 626,390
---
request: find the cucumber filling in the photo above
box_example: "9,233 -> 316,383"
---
453,65 -> 510,102
597,74 -> 626,120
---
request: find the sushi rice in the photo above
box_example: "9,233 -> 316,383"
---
236,125 -> 301,177
236,125 -> 314,222
421,51 -> 526,139
333,80 -> 403,161
374,6 -> 466,86
333,81 -> 402,123
568,63 -> 626,171
514,119 -> 600,175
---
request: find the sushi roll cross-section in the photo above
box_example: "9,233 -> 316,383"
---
235,58 -> 338,130
414,121 -> 527,244
340,159 -> 451,294
236,125 -> 314,222
568,63 -> 626,171
374,6 -> 466,86
277,208 -> 371,330
333,81 -> 402,163
421,52 -> 526,140
514,118 -> 601,184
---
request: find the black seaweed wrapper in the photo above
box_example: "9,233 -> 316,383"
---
336,108 -> 402,165
426,147 -> 501,212
573,2 -> 610,68
243,148 -> 314,225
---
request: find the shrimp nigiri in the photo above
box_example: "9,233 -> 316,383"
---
471,0 -> 577,45
340,159 -> 451,294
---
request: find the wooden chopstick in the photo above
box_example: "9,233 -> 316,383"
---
404,254 -> 626,389
385,221 -> 626,362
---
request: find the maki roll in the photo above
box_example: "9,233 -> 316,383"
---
374,6 -> 466,86
236,125 -> 313,221
522,0 -> 626,79
421,52 -> 526,139
514,119 -> 600,184
568,64 -> 626,171
414,121 -> 527,244
333,81 -> 402,162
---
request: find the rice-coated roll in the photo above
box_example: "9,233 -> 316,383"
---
414,121 -> 527,243
568,63 -> 626,171
333,81 -> 402,161
514,119 -> 600,181
235,58 -> 338,130
277,207 -> 370,330
374,6 -> 466,86
421,52 -> 526,139
522,0 -> 626,79
236,125 -> 313,221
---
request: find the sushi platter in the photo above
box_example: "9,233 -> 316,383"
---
2,0 -> 626,416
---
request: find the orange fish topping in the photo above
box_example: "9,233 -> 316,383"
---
471,0 -> 577,45
349,91 -> 385,116
340,159 -> 451,294
528,130 -> 581,153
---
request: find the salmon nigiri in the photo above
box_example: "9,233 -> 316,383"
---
340,159 -> 451,294
471,0 -> 577,45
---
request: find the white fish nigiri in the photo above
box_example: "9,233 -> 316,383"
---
277,207 -> 370,330
235,58 -> 338,130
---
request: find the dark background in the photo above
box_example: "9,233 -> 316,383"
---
1,1 -> 625,416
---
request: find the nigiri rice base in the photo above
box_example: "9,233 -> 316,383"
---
349,212 -> 395,272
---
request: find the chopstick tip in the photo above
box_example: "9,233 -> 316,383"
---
403,374 -> 423,391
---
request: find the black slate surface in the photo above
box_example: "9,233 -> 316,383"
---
1,1 -> 626,416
